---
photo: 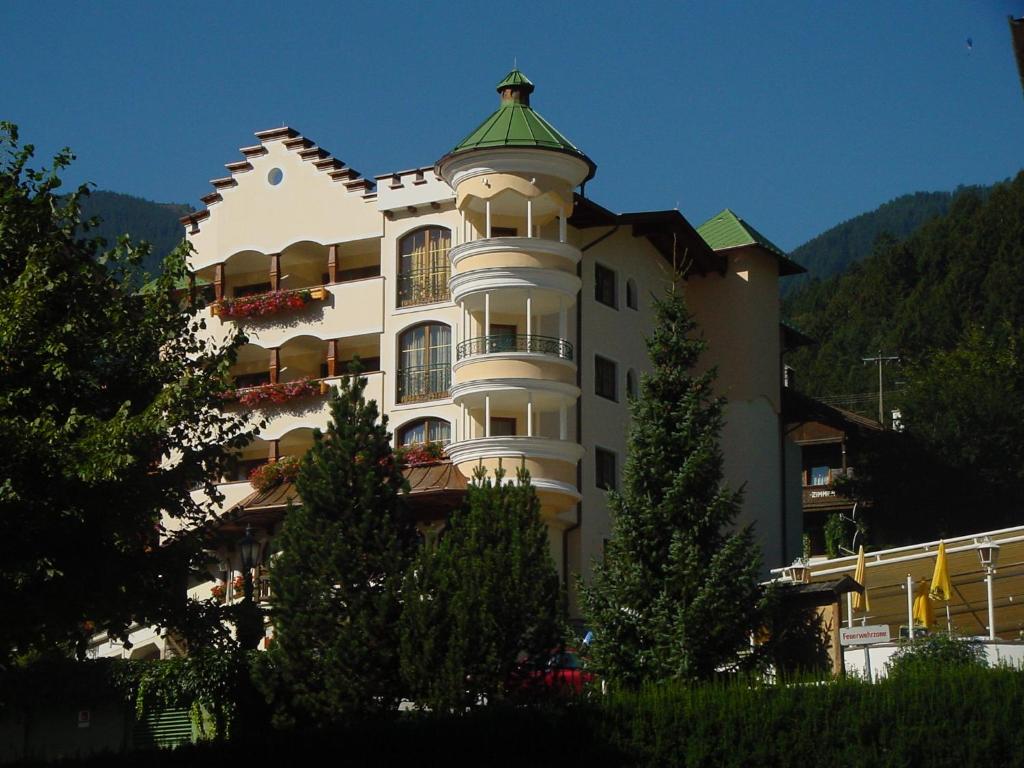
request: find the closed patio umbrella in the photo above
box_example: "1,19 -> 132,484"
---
852,545 -> 870,612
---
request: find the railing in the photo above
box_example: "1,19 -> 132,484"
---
456,334 -> 574,362
397,266 -> 450,308
397,364 -> 451,403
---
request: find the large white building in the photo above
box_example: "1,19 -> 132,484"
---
92,70 -> 805,659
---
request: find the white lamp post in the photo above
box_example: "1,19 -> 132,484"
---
977,537 -> 1000,641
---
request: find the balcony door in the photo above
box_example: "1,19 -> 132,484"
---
397,227 -> 451,308
398,323 -> 451,403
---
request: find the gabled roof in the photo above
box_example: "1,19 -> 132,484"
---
443,70 -> 596,181
570,195 -> 725,277
180,126 -> 377,234
697,209 -> 805,276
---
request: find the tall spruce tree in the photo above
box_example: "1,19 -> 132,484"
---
400,467 -> 561,711
263,371 -> 414,724
580,284 -> 763,685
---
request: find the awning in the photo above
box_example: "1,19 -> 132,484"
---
779,526 -> 1024,638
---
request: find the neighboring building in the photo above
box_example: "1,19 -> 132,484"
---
783,388 -> 882,556
93,71 -> 806,657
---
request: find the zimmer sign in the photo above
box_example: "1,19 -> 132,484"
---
840,625 -> 891,646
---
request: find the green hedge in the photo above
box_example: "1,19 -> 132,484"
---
8,666 -> 1024,767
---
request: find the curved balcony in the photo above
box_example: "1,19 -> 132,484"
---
446,436 -> 583,515
449,237 -> 581,275
456,334 -> 573,362
449,266 -> 580,306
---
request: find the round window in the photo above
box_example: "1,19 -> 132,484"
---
267,167 -> 284,186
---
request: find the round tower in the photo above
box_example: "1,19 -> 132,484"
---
436,71 -> 595,520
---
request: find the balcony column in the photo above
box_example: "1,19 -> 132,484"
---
460,209 -> 467,244
485,200 -> 492,238
461,403 -> 467,440
268,440 -> 280,463
214,263 -> 225,301
327,244 -> 338,284
526,292 -> 533,337
559,209 -> 567,243
526,199 -> 533,237
559,298 -> 567,340
559,406 -> 568,440
484,292 -> 491,338
269,253 -> 281,291
527,394 -> 534,437
460,301 -> 466,345
485,395 -> 491,437
327,339 -> 337,377
269,348 -> 279,385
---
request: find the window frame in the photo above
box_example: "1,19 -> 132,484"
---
594,354 -> 618,402
397,321 -> 452,403
595,447 -> 617,491
397,417 -> 452,446
594,263 -> 618,309
396,226 -> 452,308
626,278 -> 638,310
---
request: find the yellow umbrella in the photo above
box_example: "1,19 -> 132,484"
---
930,541 -> 952,601
913,579 -> 935,629
852,545 -> 870,612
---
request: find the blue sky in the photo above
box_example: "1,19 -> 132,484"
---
2,1 -> 1021,250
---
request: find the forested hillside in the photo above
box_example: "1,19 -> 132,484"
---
783,172 -> 1024,540
782,187 -> 989,296
79,190 -> 191,278
784,175 -> 1023,400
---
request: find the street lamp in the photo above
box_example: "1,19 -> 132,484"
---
977,537 -> 1000,641
789,558 -> 810,585
236,524 -> 263,649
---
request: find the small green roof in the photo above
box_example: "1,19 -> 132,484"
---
495,68 -> 534,91
697,209 -> 805,276
446,70 -> 594,177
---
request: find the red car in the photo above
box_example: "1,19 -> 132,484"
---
509,648 -> 595,697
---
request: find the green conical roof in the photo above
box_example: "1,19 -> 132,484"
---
495,68 -> 534,91
697,209 -> 805,275
447,70 -> 594,176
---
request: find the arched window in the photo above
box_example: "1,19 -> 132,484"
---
397,323 -> 451,403
626,368 -> 637,399
626,278 -> 638,310
398,417 -> 451,446
398,227 -> 451,308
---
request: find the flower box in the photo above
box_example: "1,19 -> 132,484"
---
222,377 -> 323,407
398,441 -> 446,467
211,287 -> 326,320
249,455 -> 301,491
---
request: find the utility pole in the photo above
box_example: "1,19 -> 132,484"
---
862,350 -> 900,427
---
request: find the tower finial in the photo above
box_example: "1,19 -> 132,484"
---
496,68 -> 534,106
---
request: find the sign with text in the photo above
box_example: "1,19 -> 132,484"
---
840,625 -> 891,646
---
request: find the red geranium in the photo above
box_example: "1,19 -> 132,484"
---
226,377 -> 322,407
216,288 -> 317,319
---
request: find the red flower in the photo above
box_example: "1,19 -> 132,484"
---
216,288 -> 315,319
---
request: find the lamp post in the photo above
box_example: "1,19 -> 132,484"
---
236,524 -> 263,649
977,537 -> 1000,641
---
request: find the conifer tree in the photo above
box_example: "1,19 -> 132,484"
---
263,371 -> 414,724
400,467 -> 561,711
580,284 -> 763,685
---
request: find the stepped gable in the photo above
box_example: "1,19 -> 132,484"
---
179,126 -> 377,233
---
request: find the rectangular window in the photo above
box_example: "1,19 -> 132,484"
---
596,448 -> 617,490
811,466 -> 831,486
595,264 -> 617,308
595,355 -> 617,401
489,417 -> 517,437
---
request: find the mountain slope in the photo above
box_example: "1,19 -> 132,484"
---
783,172 -> 1024,402
782,187 -> 989,296
78,190 -> 191,278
